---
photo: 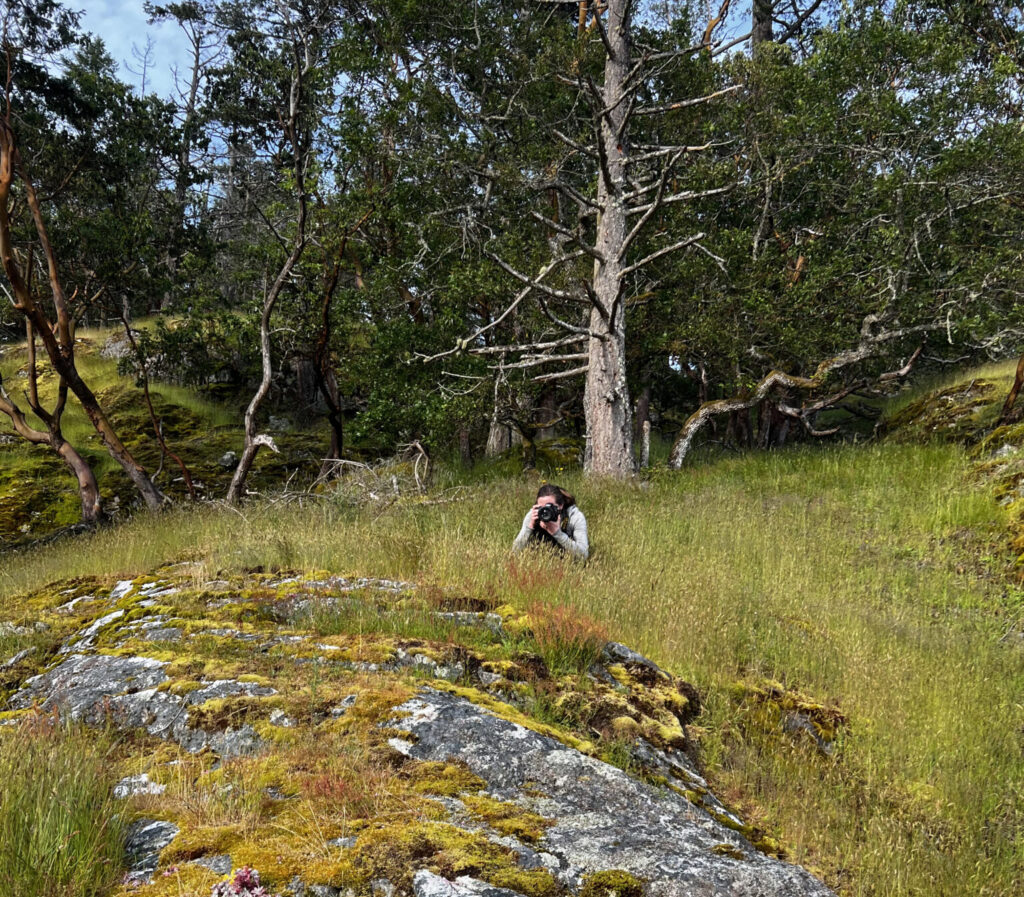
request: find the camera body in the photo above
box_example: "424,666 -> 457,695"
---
536,503 -> 560,524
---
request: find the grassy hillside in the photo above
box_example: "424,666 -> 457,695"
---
2,360 -> 1023,896
3,442 -> 1022,895
0,327 -> 327,545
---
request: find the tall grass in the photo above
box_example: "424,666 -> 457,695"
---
1,441 -> 1021,895
0,719 -> 127,897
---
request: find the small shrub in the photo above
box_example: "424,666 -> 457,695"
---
0,715 -> 126,897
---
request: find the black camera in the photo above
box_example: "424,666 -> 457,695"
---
536,503 -> 560,524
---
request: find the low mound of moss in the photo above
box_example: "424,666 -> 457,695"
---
878,379 -> 1003,445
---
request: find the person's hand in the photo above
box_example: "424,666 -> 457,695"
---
528,504 -> 540,530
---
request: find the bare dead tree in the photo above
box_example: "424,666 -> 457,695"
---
422,0 -> 741,477
0,77 -> 165,511
226,3 -> 328,505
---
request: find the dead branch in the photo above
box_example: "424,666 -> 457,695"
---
416,253 -> 583,364
533,364 -> 589,382
634,84 -> 741,116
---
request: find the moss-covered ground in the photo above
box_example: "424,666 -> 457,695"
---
0,327 -> 329,547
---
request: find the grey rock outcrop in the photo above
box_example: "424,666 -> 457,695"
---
414,871 -> 526,897
389,690 -> 834,897
8,653 -> 265,757
2,573 -> 836,897
125,819 -> 180,885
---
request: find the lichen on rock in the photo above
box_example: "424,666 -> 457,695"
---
1,571 -> 835,897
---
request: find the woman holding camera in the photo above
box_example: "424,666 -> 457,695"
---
512,483 -> 589,560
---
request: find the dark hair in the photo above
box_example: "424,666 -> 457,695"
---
537,483 -> 575,509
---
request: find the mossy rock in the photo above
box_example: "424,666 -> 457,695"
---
730,678 -> 847,751
879,379 -> 1001,445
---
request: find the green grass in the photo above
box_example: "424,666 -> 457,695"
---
0,720 -> 127,897
879,357 -> 1020,426
298,592 -> 504,654
1,440 -> 1020,895
0,328 -> 237,463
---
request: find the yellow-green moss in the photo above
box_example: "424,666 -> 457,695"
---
408,760 -> 487,797
730,678 -> 847,746
461,794 -> 553,844
579,869 -> 645,897
351,820 -> 563,897
710,843 -> 746,861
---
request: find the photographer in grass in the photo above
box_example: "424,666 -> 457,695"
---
512,483 -> 589,560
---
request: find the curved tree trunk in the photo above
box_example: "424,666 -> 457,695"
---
669,326 -> 930,467
226,13 -> 317,504
998,353 -> 1024,425
0,379 -> 102,525
54,438 -> 103,524
227,273 -> 287,504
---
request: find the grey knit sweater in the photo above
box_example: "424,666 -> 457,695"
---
511,505 -> 589,560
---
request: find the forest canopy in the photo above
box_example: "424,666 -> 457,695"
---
1,0 -> 1023,518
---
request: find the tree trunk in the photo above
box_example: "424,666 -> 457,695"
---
998,353 -> 1024,425
537,387 -> 559,439
634,382 -> 651,440
319,366 -> 345,462
0,383 -> 102,525
0,118 -> 165,512
486,415 -> 512,457
227,275 -> 281,504
458,427 -> 473,466
522,433 -> 537,470
753,0 -> 774,49
40,336 -> 164,509
226,19 -> 314,504
584,0 -> 635,477
55,438 -> 103,524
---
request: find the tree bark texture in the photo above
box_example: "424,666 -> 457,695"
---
998,353 -> 1024,425
752,0 -> 774,49
584,0 -> 636,477
486,416 -> 512,457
